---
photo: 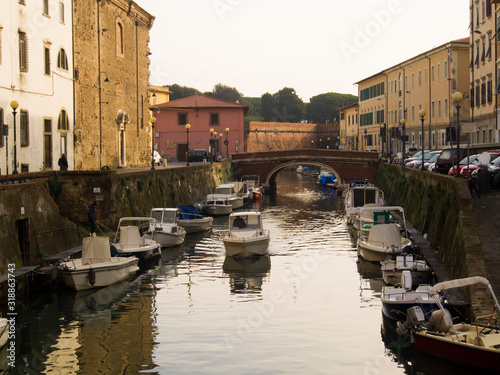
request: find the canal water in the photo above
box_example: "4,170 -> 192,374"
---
3,168 -> 467,374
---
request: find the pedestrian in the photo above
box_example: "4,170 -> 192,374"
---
58,153 -> 68,171
88,201 -> 98,234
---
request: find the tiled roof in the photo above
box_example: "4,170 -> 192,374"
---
152,94 -> 249,115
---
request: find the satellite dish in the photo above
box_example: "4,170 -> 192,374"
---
479,152 -> 490,165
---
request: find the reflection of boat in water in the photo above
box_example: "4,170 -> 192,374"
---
223,255 -> 271,294
356,257 -> 382,280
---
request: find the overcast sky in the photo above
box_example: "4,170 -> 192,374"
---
135,0 -> 470,101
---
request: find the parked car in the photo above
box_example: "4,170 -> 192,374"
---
404,150 -> 430,167
472,154 -> 500,188
448,151 -> 500,177
424,152 -> 441,171
407,151 -> 441,169
188,149 -> 209,162
434,145 -> 483,175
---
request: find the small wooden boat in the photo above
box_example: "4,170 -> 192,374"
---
112,217 -> 162,259
57,236 -> 140,291
223,212 -> 270,257
202,195 -> 233,216
381,253 -> 432,286
148,208 -> 186,247
398,276 -> 500,371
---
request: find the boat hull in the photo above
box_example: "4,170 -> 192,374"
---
177,217 -> 213,233
203,205 -> 232,216
58,257 -> 139,291
358,237 -> 412,262
150,231 -> 185,247
381,285 -> 438,322
223,236 -> 270,257
414,329 -> 500,371
0,318 -> 8,348
114,241 -> 161,259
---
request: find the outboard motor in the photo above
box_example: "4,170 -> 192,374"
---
397,306 -> 426,334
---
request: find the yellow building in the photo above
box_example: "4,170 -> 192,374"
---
355,38 -> 471,156
149,85 -> 172,106
471,0 -> 498,145
339,103 -> 359,150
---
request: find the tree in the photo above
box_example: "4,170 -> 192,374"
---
306,93 -> 358,124
260,88 -> 305,122
168,84 -> 201,101
205,83 -> 243,103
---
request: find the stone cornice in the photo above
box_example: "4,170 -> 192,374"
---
110,0 -> 155,29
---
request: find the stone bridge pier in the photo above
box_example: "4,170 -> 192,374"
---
230,149 -> 379,190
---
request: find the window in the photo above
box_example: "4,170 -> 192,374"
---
487,79 -> 492,103
20,110 -> 29,147
44,118 -> 52,169
481,82 -> 486,105
438,100 -> 441,118
58,109 -> 69,131
57,48 -> 68,70
418,71 -> 422,86
19,31 -> 28,72
59,1 -> 65,23
444,61 -> 448,78
444,98 -> 448,117
209,112 -> 220,126
487,0 -> 492,18
431,66 -> 434,82
178,113 -> 188,126
116,21 -> 124,57
411,73 -> 414,88
43,0 -> 49,15
44,46 -> 50,75
476,83 -> 480,108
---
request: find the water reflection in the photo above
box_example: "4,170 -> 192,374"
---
223,255 -> 271,295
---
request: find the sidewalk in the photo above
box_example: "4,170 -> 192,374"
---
472,190 -> 500,301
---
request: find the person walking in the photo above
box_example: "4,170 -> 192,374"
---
58,153 -> 68,171
88,201 -> 98,234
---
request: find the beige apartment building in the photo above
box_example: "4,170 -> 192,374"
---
339,103 -> 359,150
354,38 -> 471,156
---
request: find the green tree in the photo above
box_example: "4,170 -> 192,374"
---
205,83 -> 244,103
306,92 -> 358,124
260,92 -> 276,121
168,84 -> 201,101
260,88 -> 305,122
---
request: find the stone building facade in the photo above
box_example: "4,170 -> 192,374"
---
73,0 -> 154,170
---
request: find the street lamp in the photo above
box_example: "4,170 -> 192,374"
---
379,124 -> 385,157
150,116 -> 156,170
400,119 -> 406,165
3,118 -> 8,183
452,92 -> 463,177
185,123 -> 191,166
224,127 -> 229,157
419,109 -> 426,171
10,100 -> 19,174
209,128 -> 214,163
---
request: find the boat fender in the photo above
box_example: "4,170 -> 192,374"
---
88,268 -> 96,286
110,244 -> 120,257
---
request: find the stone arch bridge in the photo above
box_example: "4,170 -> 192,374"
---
231,149 -> 380,190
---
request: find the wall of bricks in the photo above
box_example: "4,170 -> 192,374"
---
245,122 -> 340,152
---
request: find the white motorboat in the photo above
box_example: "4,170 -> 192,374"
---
112,217 -> 162,259
213,183 -> 244,208
57,236 -> 140,291
381,275 -> 438,322
148,208 -> 186,247
202,195 -> 233,216
397,276 -> 500,371
0,317 -> 8,348
177,204 -> 213,233
241,175 -> 264,199
223,212 -> 270,257
381,253 -> 432,286
344,179 -> 385,225
357,206 -> 413,262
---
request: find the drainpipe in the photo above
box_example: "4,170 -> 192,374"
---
97,0 -> 102,170
136,21 -> 140,138
382,72 -> 389,157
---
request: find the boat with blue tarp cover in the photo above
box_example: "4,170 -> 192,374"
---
177,204 -> 213,234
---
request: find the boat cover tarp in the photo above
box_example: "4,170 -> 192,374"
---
120,226 -> 141,249
82,236 -> 110,259
178,204 -> 202,220
319,175 -> 336,184
367,223 -> 401,247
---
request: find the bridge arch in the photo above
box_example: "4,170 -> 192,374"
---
265,161 -> 341,189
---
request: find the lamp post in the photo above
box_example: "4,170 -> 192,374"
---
379,124 -> 385,157
419,109 -> 426,171
3,119 -> 8,183
452,92 -> 463,177
209,128 -> 214,163
185,123 -> 191,166
224,128 -> 229,157
400,119 -> 406,165
10,100 -> 19,174
150,116 -> 156,170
